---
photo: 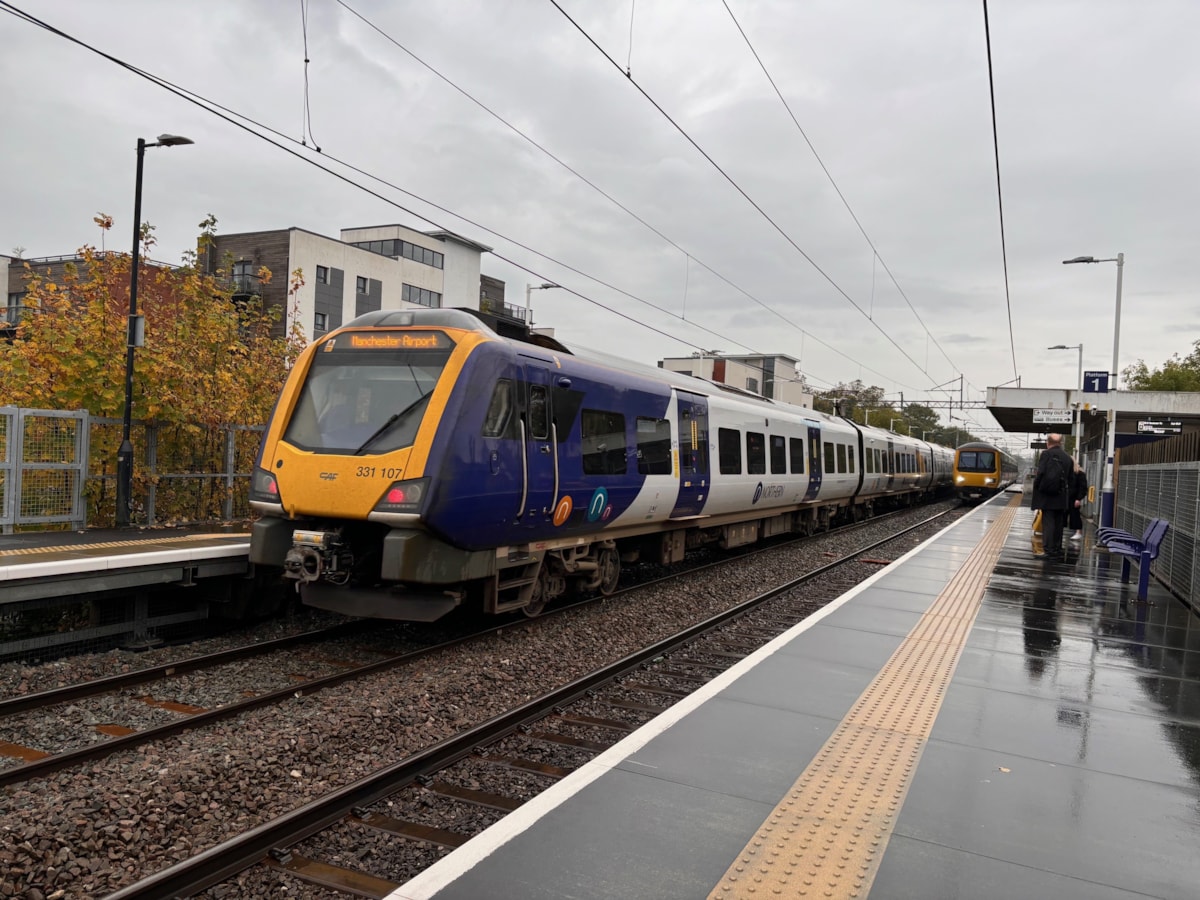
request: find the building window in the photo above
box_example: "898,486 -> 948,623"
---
355,276 -> 368,294
316,265 -> 329,284
314,312 -> 328,332
351,239 -> 444,269
402,283 -> 442,308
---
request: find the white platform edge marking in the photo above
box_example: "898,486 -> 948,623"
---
388,503 -> 1000,900
0,541 -> 250,582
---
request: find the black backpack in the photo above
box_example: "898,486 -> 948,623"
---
1039,455 -> 1065,496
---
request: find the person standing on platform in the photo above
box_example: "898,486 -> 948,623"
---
1033,433 -> 1073,559
1069,462 -> 1088,541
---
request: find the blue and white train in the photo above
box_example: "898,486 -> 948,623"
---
249,308 -> 954,620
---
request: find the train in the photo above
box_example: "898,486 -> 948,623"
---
953,441 -> 1019,503
248,308 -> 955,621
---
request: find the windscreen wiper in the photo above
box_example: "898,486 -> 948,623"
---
353,391 -> 430,455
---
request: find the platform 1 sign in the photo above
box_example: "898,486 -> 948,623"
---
1083,371 -> 1110,393
1033,408 -> 1073,425
1137,418 -> 1183,435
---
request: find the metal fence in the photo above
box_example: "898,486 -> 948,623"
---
1114,462 -> 1200,606
1,407 -> 89,532
2,407 -> 264,530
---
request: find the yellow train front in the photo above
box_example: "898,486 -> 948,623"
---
953,441 -> 1017,503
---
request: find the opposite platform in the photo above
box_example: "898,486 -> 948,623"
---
391,494 -> 1200,900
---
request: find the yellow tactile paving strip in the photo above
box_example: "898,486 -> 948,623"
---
709,496 -> 1021,899
0,533 -> 247,558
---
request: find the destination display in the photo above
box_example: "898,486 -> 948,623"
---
1137,418 -> 1183,435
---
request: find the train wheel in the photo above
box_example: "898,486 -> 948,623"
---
523,569 -> 549,618
597,546 -> 620,596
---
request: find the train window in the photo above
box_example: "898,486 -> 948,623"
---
957,450 -> 996,472
636,417 -> 673,475
582,409 -> 627,475
747,432 -> 766,475
482,379 -> 514,438
847,446 -> 855,474
718,428 -> 742,474
836,444 -> 847,473
528,385 -> 550,440
789,437 -> 805,474
865,447 -> 874,474
770,435 -> 786,474
823,442 -> 835,473
282,346 -> 449,454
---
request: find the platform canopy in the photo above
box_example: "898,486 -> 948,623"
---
986,386 -> 1200,435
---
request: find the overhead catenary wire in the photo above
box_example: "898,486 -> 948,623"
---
3,2 -> 957,400
719,0 -> 965,385
980,0 -> 1019,383
0,1 -> 867,397
547,0 -> 949,394
330,0 -> 920,394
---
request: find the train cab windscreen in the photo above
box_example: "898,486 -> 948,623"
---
957,450 -> 996,472
283,339 -> 452,454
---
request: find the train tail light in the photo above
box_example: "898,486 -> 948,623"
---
373,477 -> 429,514
250,467 -> 282,503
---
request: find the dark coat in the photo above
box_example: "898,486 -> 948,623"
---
1073,466 -> 1088,503
1032,446 -> 1074,511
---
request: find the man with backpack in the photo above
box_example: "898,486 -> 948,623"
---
1033,433 -> 1074,560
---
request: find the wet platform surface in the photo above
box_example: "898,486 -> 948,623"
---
391,496 -> 1200,900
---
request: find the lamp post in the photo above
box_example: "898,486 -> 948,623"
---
1047,343 -> 1083,462
1062,253 -> 1124,528
889,419 -> 908,434
524,282 -> 559,329
116,133 -> 194,527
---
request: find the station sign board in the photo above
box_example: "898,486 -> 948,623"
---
1137,418 -> 1183,435
1032,408 -> 1073,425
1083,371 -> 1110,393
1030,440 -> 1048,449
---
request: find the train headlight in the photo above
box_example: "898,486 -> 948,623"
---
984,477 -> 996,485
956,475 -> 965,483
373,478 -> 429,514
249,467 -> 282,503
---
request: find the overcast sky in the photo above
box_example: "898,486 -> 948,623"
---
3,0 -> 1197,444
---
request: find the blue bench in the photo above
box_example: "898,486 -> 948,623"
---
1102,519 -> 1170,602
1097,517 -> 1163,548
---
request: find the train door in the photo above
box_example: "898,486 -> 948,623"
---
803,423 -> 822,500
519,365 -> 556,525
670,392 -> 709,518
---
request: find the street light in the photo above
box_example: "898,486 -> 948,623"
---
1048,343 -> 1083,462
524,282 -> 560,329
1063,252 -> 1124,527
116,133 -> 194,527
889,419 -> 908,434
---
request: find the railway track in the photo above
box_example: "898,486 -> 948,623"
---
0,503 -> 951,792
104,505 -> 963,899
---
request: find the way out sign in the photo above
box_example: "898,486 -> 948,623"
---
1033,408 -> 1073,425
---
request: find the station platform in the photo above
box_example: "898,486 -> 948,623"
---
0,528 -> 250,604
392,494 -> 1200,900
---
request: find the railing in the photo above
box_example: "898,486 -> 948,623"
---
1115,462 -> 1199,607
0,407 -> 89,533
2,407 -> 265,530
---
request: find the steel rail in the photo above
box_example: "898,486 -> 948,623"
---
104,507 -> 958,899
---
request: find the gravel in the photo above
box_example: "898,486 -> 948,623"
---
0,501 -> 963,898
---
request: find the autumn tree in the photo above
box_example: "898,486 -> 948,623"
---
0,216 -> 306,523
1,216 -> 303,423
1123,341 -> 1200,392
